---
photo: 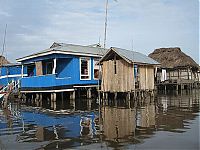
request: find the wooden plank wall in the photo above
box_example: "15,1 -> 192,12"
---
35,61 -> 43,76
139,66 -> 154,90
101,59 -> 134,92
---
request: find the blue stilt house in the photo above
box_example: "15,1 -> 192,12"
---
16,43 -> 105,102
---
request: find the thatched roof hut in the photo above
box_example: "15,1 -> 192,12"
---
148,47 -> 199,70
0,55 -> 10,66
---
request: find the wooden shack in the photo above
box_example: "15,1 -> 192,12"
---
149,47 -> 200,91
100,47 -> 160,97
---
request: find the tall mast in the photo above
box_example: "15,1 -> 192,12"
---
103,0 -> 108,49
1,24 -> 7,65
0,24 -> 7,76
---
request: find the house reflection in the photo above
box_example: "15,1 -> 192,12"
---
136,103 -> 156,128
100,90 -> 199,148
102,106 -> 136,142
155,91 -> 200,132
2,108 -> 13,128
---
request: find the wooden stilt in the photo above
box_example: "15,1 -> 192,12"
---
31,94 -> 34,106
70,91 -> 75,100
105,92 -> 108,100
39,93 -> 43,107
126,92 -> 131,101
114,93 -> 117,100
36,93 -> 40,107
51,92 -> 56,110
87,99 -> 92,110
87,88 -> 92,99
70,98 -> 75,110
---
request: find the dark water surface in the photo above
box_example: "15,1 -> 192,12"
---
0,90 -> 199,150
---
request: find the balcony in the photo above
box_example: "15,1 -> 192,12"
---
21,74 -> 73,88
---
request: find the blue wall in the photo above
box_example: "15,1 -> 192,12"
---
0,65 -> 22,86
20,55 -> 100,89
57,58 -> 72,78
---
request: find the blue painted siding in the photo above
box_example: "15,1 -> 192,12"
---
20,54 -> 100,89
0,67 -> 7,76
57,58 -> 73,78
0,77 -> 20,86
8,66 -> 21,75
21,74 -> 56,88
0,65 -> 22,86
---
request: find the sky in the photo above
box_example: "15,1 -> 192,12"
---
0,0 -> 199,64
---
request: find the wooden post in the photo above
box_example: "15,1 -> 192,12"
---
105,92 -> 108,100
114,93 -> 117,100
70,98 -> 75,110
22,93 -> 26,103
70,91 -> 76,100
31,94 -> 34,106
51,92 -> 56,110
87,88 -> 92,99
102,92 -> 105,100
36,93 -> 40,107
39,93 -> 43,107
87,99 -> 92,110
126,92 -> 131,101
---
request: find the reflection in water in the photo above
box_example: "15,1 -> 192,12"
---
102,107 -> 136,142
0,90 -> 199,149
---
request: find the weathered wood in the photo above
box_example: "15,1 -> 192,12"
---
35,61 -> 43,76
101,59 -> 141,92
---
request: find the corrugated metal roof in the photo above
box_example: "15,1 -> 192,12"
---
17,43 -> 107,62
54,43 -> 106,55
110,47 -> 160,65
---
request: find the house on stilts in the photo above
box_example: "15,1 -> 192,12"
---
148,47 -> 200,92
16,42 -> 106,110
0,56 -> 24,100
99,47 -> 160,100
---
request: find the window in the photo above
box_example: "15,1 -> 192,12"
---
27,64 -> 35,77
114,59 -> 117,74
93,59 -> 100,80
114,54 -> 117,74
80,57 -> 91,80
46,62 -> 53,74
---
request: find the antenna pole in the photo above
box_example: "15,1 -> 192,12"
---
0,24 -> 7,76
1,24 -> 7,58
103,0 -> 108,49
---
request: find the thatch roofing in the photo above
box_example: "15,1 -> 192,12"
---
148,47 -> 199,70
0,55 -> 10,66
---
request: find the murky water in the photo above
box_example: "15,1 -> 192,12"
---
0,90 -> 199,150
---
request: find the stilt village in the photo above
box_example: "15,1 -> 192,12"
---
0,42 -> 199,110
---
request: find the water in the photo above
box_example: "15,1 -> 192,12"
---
0,90 -> 199,150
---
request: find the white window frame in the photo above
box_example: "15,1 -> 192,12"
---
93,58 -> 100,80
80,57 -> 91,80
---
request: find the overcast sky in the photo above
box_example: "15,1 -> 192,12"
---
0,0 -> 199,63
